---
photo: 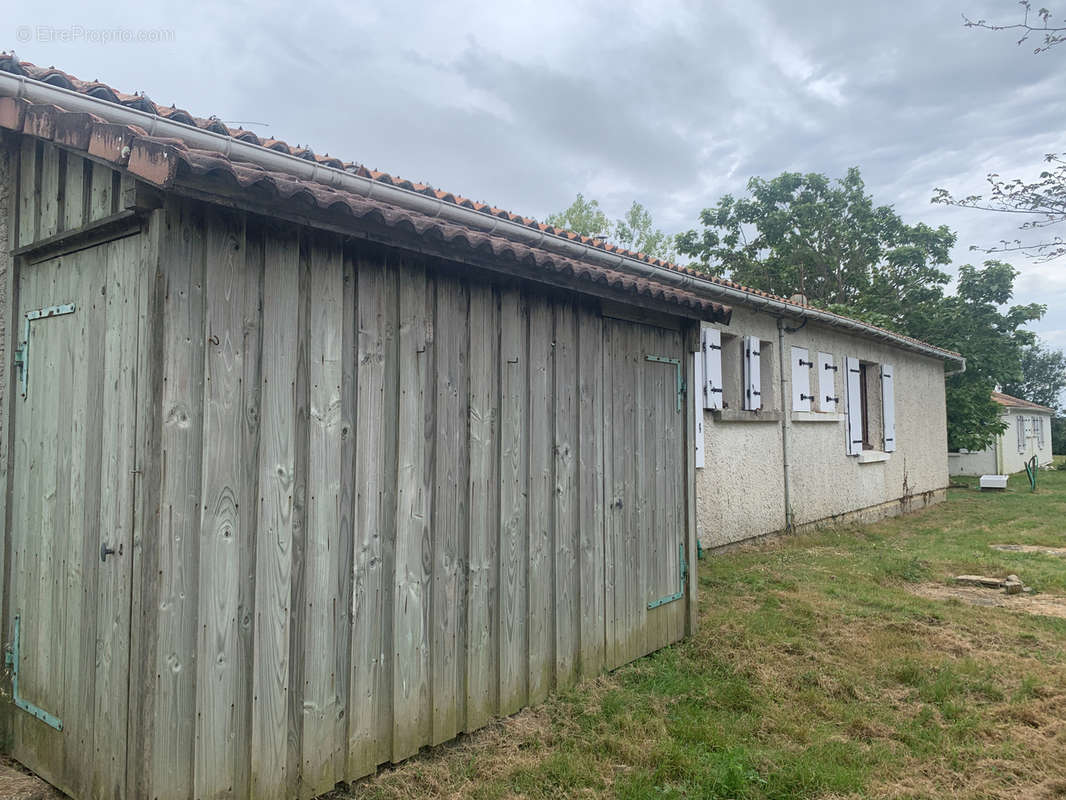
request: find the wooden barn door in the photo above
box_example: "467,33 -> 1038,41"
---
604,318 -> 687,669
6,235 -> 143,799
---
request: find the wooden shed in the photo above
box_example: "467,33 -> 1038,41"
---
0,62 -> 730,800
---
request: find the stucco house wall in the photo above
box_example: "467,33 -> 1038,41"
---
696,304 -> 950,549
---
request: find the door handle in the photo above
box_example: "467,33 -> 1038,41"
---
100,542 -> 122,562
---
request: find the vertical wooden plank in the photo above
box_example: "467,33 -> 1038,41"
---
464,283 -> 499,730
92,234 -> 142,799
38,144 -> 60,240
577,308 -> 605,677
250,227 -> 299,800
285,232 -> 312,799
602,321 -> 618,670
234,225 -> 263,800
89,162 -> 113,225
684,325 -> 699,637
391,261 -> 431,762
527,295 -> 553,705
150,198 -> 205,799
62,151 -> 86,232
553,300 -> 579,689
17,138 -> 37,246
193,209 -> 247,799
497,288 -> 528,715
644,326 -> 668,655
300,236 -> 345,796
348,256 -> 390,777
379,260 -> 401,767
431,276 -> 469,745
127,208 -> 165,800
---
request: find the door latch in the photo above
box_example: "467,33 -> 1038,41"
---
100,542 -> 122,562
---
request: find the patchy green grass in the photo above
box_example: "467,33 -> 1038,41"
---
341,467 -> 1066,800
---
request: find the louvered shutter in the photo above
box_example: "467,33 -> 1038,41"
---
743,335 -> 762,411
817,352 -> 838,412
845,356 -> 863,456
1016,416 -> 1026,453
791,346 -> 813,412
694,351 -> 705,468
881,364 -> 896,452
702,327 -> 723,410
1037,416 -> 1046,449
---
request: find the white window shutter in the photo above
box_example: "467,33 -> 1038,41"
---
845,356 -> 863,456
881,363 -> 896,452
791,346 -> 812,412
743,335 -> 762,411
702,327 -> 723,410
693,351 -> 705,468
1016,416 -> 1025,453
1038,416 -> 1046,449
817,352 -> 838,412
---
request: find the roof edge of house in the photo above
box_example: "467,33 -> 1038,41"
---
0,69 -> 965,367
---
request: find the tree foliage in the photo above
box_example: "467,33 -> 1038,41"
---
1002,341 -> 1066,411
678,168 -> 1046,451
963,0 -> 1066,53
933,3 -> 1066,259
676,168 -> 956,313
546,195 -> 677,261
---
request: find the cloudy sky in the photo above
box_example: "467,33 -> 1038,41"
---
9,0 -> 1065,351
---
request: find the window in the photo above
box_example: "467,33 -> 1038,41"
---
700,327 -> 774,413
845,357 -> 895,456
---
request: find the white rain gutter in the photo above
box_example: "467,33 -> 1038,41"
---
0,69 -> 965,367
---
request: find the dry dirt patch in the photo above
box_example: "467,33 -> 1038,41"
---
910,582 -> 1066,619
989,543 -> 1066,557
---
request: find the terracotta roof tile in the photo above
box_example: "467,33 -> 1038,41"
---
0,54 -> 963,359
991,391 -> 1056,413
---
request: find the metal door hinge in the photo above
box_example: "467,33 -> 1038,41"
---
645,354 -> 684,412
15,303 -> 76,399
6,615 -> 63,730
648,543 -> 687,610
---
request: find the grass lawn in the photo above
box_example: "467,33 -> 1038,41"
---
341,464 -> 1066,800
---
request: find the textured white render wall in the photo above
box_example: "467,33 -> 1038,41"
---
0,138 -> 9,453
999,408 -> 1054,474
948,448 -> 997,477
696,305 -> 950,548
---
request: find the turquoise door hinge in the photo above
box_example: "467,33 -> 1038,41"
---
648,543 -> 687,610
645,354 -> 684,412
6,615 -> 63,730
15,303 -> 76,399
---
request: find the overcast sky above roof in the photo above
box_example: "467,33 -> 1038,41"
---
9,0 -> 1065,349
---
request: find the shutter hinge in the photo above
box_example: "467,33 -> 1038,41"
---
826,395 -> 839,403
824,363 -> 838,371
800,393 -> 815,402
798,358 -> 814,368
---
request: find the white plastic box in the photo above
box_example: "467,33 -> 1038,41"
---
979,474 -> 1008,490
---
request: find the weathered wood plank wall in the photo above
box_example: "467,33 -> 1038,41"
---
2,142 -> 693,800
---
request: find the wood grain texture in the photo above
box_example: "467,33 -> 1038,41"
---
464,283 -> 499,731
430,276 -> 469,745
391,260 -> 431,762
250,225 -> 298,800
300,235 -> 345,797
552,299 -> 579,690
497,288 -> 528,716
193,209 -> 247,799
150,198 -> 205,800
527,295 -> 553,705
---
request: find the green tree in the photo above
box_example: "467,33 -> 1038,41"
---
676,168 -> 956,312
546,196 -> 676,261
1002,341 -> 1066,410
545,193 -> 611,238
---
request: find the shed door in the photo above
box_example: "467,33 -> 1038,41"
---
7,235 -> 142,799
604,319 -> 686,669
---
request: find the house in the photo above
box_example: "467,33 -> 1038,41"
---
948,391 -> 1055,476
0,56 -> 962,800
694,298 -> 964,549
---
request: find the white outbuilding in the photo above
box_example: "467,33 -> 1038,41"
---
948,391 -> 1055,476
